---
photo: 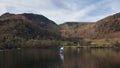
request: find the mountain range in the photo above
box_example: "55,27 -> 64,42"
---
0,12 -> 120,48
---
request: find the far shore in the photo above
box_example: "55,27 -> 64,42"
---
64,45 -> 118,48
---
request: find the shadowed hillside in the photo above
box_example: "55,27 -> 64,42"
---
0,13 -> 61,49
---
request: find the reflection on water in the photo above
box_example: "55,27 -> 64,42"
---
0,49 -> 61,68
0,48 -> 120,68
63,48 -> 120,68
59,54 -> 64,62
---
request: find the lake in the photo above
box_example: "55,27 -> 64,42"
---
0,48 -> 120,68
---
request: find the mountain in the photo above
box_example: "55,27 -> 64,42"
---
0,13 -> 61,49
60,22 -> 95,38
94,12 -> 120,38
0,12 -> 60,32
60,12 -> 120,39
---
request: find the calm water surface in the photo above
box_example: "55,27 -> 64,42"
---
0,48 -> 120,68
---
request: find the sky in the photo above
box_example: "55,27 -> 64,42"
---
0,0 -> 120,24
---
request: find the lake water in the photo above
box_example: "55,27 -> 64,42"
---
0,48 -> 120,68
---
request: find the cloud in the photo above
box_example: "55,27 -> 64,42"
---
0,2 -> 7,15
0,0 -> 120,24
109,0 -> 120,13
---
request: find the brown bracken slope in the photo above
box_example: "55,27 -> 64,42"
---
60,22 -> 95,39
94,12 -> 120,38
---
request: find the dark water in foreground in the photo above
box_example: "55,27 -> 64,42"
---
0,48 -> 120,68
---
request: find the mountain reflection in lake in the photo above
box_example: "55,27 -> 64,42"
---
0,48 -> 120,68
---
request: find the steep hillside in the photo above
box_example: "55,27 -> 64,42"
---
60,22 -> 95,38
95,12 -> 120,38
0,13 -> 61,49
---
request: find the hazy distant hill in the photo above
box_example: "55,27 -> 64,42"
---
94,12 -> 120,38
60,22 -> 95,38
